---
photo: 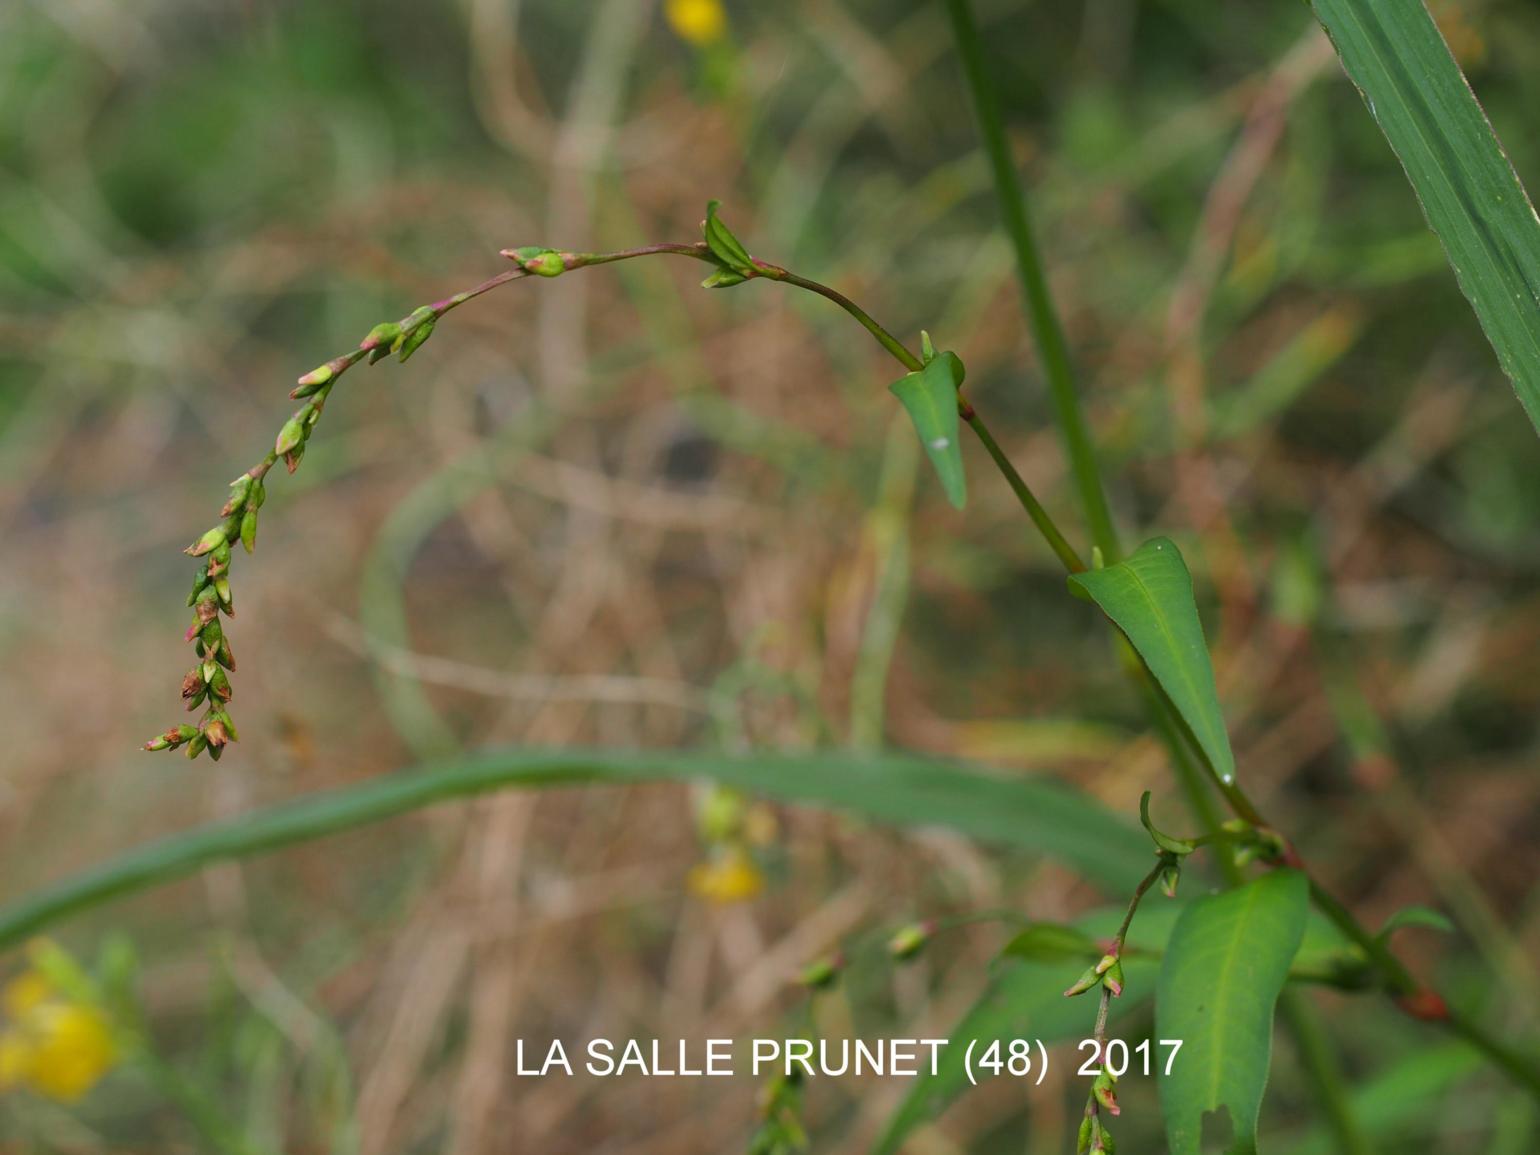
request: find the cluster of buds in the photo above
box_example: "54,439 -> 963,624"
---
144,293 -> 458,759
142,466 -> 263,760
1076,1067 -> 1120,1153
1063,950 -> 1125,1000
748,1067 -> 807,1155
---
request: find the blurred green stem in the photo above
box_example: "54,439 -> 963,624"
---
943,0 -> 1120,560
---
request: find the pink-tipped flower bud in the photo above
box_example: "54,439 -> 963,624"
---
185,526 -> 227,557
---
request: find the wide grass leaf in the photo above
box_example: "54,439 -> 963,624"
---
1157,869 -> 1309,1155
1311,0 -> 1540,433
0,748 -> 1150,952
890,352 -> 967,509
1070,538 -> 1236,783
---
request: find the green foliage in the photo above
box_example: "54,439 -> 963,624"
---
1311,0 -> 1540,435
1156,869 -> 1309,1155
0,748 -> 1153,952
1069,538 -> 1236,784
888,351 -> 968,509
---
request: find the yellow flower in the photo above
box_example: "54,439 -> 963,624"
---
688,844 -> 765,903
0,955 -> 119,1102
665,0 -> 728,47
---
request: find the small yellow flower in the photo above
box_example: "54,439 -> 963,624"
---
665,0 -> 728,47
688,844 -> 765,903
0,952 -> 119,1102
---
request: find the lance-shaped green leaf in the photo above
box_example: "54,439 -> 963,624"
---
1310,0 -> 1540,435
889,351 -> 967,509
1070,538 -> 1235,783
1156,869 -> 1309,1155
702,199 -> 754,276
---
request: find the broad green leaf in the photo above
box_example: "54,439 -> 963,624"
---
1311,0 -> 1540,435
0,748 -> 1150,952
873,903 -> 1178,1155
1157,869 -> 1309,1155
1070,538 -> 1236,783
889,351 -> 967,509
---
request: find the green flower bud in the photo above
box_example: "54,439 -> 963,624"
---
240,508 -> 258,553
214,577 -> 233,614
397,317 -> 436,362
186,731 -> 209,760
185,526 -> 228,557
887,921 -> 936,962
215,636 -> 236,671
362,321 -> 402,363
283,441 -> 306,474
221,474 -> 253,517
187,566 -> 212,606
506,246 -> 566,277
208,666 -> 232,702
275,416 -> 306,457
1092,1068 -> 1119,1116
1077,1115 -> 1093,1155
1063,962 -> 1102,997
798,953 -> 844,991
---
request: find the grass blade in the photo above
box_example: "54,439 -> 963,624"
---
0,748 -> 1150,952
1312,0 -> 1540,432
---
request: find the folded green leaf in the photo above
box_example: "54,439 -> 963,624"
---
1157,869 -> 1309,1155
1070,538 -> 1235,783
1377,904 -> 1454,941
1311,0 -> 1540,435
702,199 -> 754,276
889,351 -> 967,509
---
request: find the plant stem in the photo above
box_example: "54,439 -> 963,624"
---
1277,988 -> 1376,1155
943,0 -> 1120,561
961,409 -> 1086,572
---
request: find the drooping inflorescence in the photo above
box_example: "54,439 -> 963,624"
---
145,204 -> 966,760
143,265 -> 533,759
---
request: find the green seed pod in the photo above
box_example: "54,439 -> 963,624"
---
250,481 -> 266,510
283,441 -> 306,474
200,618 -> 223,652
240,508 -> 258,553
363,321 -> 402,363
215,636 -> 236,671
208,666 -> 232,702
186,731 -> 209,760
214,577 -> 233,614
1077,1115 -> 1093,1155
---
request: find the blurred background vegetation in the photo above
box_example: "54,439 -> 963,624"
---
2,0 -> 1539,1150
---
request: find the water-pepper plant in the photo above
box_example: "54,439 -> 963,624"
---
4,0 -> 1540,1151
